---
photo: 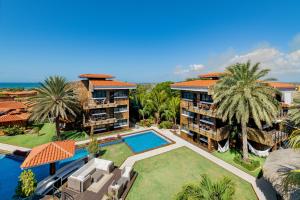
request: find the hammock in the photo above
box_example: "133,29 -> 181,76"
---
218,139 -> 229,153
247,142 -> 271,157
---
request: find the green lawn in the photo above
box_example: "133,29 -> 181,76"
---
127,147 -> 257,200
0,123 -> 56,148
212,149 -> 266,177
99,143 -> 133,167
0,123 -> 89,148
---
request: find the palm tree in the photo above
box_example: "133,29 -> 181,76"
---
147,90 -> 168,124
163,96 -> 180,126
29,76 -> 80,140
213,61 -> 279,160
175,175 -> 235,200
138,93 -> 151,121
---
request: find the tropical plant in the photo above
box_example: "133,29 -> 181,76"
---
163,96 -> 180,126
29,76 -> 80,140
15,170 -> 37,198
2,125 -> 25,136
288,93 -> 300,126
138,93 -> 151,120
175,175 -> 235,200
213,61 -> 279,160
87,137 -> 100,157
147,90 -> 168,124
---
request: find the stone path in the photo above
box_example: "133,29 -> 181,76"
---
0,142 -> 31,152
120,127 -> 276,200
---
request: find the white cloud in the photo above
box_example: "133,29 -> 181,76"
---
223,48 -> 300,74
289,33 -> 300,50
174,64 -> 205,78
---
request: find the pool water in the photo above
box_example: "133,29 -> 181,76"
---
123,131 -> 170,153
0,148 -> 88,200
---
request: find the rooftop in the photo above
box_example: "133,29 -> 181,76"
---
21,140 -> 75,168
0,113 -> 29,123
198,72 -> 225,79
171,79 -> 218,89
267,82 -> 297,89
90,80 -> 136,89
0,101 -> 26,110
0,90 -> 37,96
79,74 -> 115,79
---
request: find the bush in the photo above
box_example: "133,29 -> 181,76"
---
87,137 -> 100,157
2,125 -> 25,136
15,170 -> 37,198
138,118 -> 154,127
233,154 -> 260,171
158,121 -> 173,129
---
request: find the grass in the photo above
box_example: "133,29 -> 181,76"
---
127,147 -> 257,200
0,123 -> 56,148
99,143 -> 133,167
212,149 -> 266,177
61,130 -> 89,141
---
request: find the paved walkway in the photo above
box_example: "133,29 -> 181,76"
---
0,142 -> 31,152
120,127 -> 276,200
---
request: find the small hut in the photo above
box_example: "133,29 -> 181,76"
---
263,148 -> 300,199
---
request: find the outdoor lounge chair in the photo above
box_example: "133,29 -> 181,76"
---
121,166 -> 133,182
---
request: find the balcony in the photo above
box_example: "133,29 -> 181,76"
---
247,128 -> 288,146
185,123 -> 230,141
181,100 -> 217,118
83,117 -> 117,127
114,98 -> 128,106
83,99 -> 117,109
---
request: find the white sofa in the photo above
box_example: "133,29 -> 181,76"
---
67,158 -> 114,192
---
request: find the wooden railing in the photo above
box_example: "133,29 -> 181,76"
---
181,100 -> 217,118
83,99 -> 117,109
184,123 -> 230,141
247,127 -> 288,146
83,117 -> 117,127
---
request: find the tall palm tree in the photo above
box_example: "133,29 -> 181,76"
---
175,175 -> 235,200
163,96 -> 180,126
29,76 -> 80,140
213,61 -> 279,160
138,93 -> 151,120
147,90 -> 168,124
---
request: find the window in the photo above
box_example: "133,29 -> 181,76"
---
182,108 -> 195,118
182,92 -> 194,100
114,105 -> 128,113
93,90 -> 106,99
200,93 -> 213,103
114,119 -> 128,127
114,90 -> 129,98
200,115 -> 214,124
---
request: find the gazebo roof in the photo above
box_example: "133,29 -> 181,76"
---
21,140 -> 75,169
263,149 -> 300,199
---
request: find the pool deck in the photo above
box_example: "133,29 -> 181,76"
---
0,142 -> 30,153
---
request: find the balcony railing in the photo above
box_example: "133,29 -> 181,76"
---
181,100 -> 217,118
247,127 -> 288,146
83,117 -> 117,127
83,99 -> 117,109
183,123 -> 230,141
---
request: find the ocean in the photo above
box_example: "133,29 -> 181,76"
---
0,82 -> 40,89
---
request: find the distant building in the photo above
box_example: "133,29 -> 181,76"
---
78,74 -> 136,134
0,90 -> 37,102
171,72 -> 298,151
0,101 -> 30,126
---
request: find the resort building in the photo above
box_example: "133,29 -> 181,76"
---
171,72 -> 298,152
0,101 -> 30,127
0,90 -> 37,102
78,74 -> 136,134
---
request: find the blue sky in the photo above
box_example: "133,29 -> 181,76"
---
0,0 -> 300,83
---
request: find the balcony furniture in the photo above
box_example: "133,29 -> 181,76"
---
67,158 -> 114,192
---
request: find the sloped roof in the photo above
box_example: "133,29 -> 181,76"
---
0,101 -> 26,110
79,74 -> 114,79
21,140 -> 75,169
90,80 -> 136,88
199,72 -> 225,78
0,113 -> 29,123
0,90 -> 37,96
267,82 -> 297,90
171,79 -> 218,89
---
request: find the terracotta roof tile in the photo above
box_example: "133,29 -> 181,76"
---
90,80 -> 136,88
199,72 -> 225,78
171,79 -> 218,88
0,90 -> 37,96
267,82 -> 297,89
0,101 -> 26,110
0,113 -> 29,123
21,140 -> 75,168
79,74 -> 114,79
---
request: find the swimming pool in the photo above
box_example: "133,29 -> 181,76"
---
0,148 -> 88,200
123,130 -> 170,153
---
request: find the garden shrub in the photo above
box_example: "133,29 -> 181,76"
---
15,170 -> 37,198
158,121 -> 173,129
138,118 -> 154,127
233,154 -> 260,171
3,125 -> 25,136
87,137 -> 100,157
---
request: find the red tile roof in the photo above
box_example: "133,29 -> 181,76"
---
21,140 -> 75,169
0,113 -> 29,123
171,79 -> 218,88
199,72 -> 225,78
267,82 -> 297,89
79,74 -> 115,79
0,101 -> 26,110
0,90 -> 37,96
90,80 -> 136,88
